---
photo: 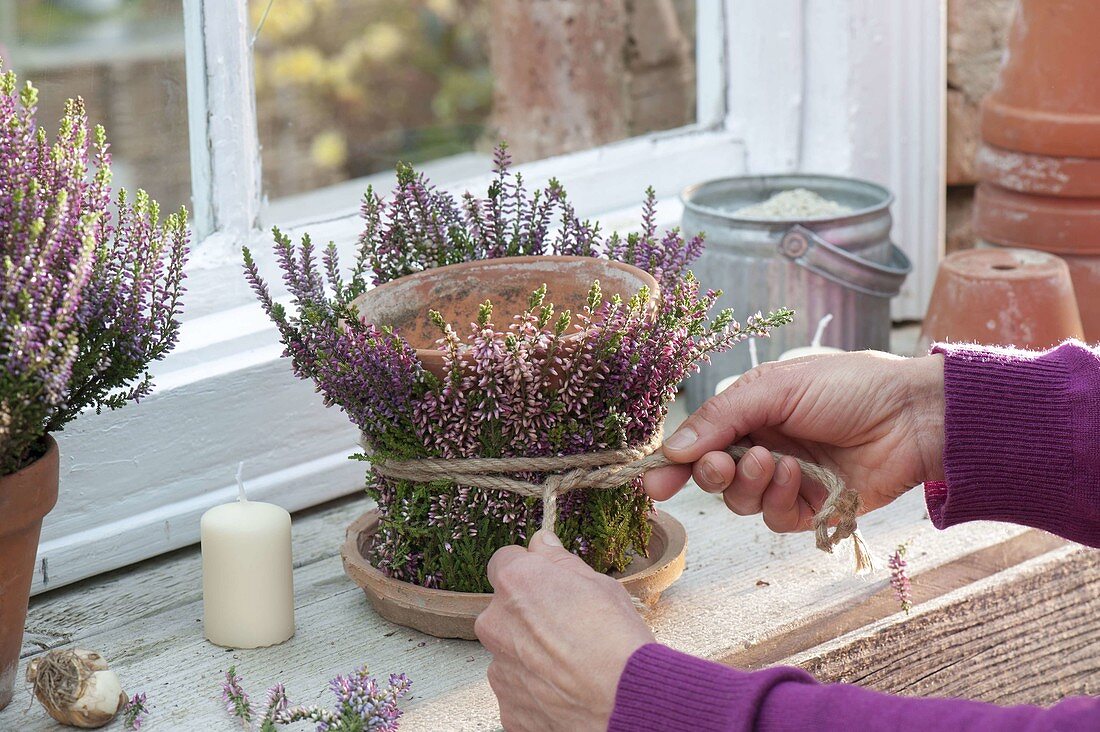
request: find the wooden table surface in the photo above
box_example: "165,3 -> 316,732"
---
3,327 -> 1097,730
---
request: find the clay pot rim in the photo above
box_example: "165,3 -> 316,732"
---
1,434 -> 57,480
0,435 -> 60,524
680,173 -> 894,227
341,507 -> 687,639
974,182 -> 1100,254
350,255 -> 661,359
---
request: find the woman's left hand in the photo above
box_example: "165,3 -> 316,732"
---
475,530 -> 655,732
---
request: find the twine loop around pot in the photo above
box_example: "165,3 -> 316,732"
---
367,432 -> 873,573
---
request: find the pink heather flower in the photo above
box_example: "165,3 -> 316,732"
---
122,692 -> 148,731
889,544 -> 913,615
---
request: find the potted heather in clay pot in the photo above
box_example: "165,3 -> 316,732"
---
0,63 -> 189,708
244,145 -> 791,638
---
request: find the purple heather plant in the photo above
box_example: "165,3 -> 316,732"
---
0,60 -> 189,475
244,143 -> 792,592
221,665 -> 411,732
889,543 -> 913,615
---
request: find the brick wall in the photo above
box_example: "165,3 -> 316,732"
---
946,0 -> 1016,252
487,0 -> 695,162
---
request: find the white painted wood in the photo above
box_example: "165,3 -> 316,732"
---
183,0 -> 262,242
695,0 -> 728,128
798,0 -> 946,321
1,458 -> 1030,731
726,0 -> 946,320
182,0 -> 214,241
725,0 -> 805,172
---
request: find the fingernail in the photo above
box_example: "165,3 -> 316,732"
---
664,427 -> 697,450
700,461 -> 723,487
538,529 -> 563,548
741,453 -> 762,480
775,460 -> 793,486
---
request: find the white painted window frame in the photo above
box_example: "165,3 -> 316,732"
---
33,0 -> 944,594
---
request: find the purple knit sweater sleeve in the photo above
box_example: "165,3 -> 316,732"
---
610,341 -> 1100,730
609,644 -> 1096,731
924,340 -> 1100,546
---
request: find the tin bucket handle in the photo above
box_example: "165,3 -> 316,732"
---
778,224 -> 911,299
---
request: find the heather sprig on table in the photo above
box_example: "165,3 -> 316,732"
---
221,666 -> 411,732
889,543 -> 913,614
122,692 -> 149,731
244,147 -> 792,592
0,61 -> 189,474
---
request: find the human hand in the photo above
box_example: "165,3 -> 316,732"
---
643,352 -> 945,531
475,530 -> 655,732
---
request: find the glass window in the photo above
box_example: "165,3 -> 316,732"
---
0,0 -> 192,214
250,0 -> 697,203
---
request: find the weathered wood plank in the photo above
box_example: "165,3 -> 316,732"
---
784,546 -> 1100,706
722,530 -> 1069,670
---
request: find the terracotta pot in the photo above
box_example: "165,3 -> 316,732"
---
976,143 -> 1100,198
973,184 -> 1100,342
351,256 -> 659,379
974,183 -> 1100,255
916,248 -> 1084,353
980,0 -> 1100,158
341,508 -> 687,640
0,437 -> 59,711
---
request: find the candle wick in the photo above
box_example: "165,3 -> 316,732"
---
748,338 -> 759,369
811,313 -> 834,348
236,462 -> 248,503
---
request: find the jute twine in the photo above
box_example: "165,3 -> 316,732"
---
367,432 -> 874,573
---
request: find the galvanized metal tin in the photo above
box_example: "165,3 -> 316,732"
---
681,174 -> 911,411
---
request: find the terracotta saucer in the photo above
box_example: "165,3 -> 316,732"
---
341,509 -> 687,640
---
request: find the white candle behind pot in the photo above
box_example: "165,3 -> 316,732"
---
714,337 -> 760,396
201,464 -> 295,648
778,314 -> 845,361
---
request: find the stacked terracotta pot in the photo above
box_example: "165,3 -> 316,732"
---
973,0 -> 1100,342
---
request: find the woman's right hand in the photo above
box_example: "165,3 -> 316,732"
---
643,352 -> 947,532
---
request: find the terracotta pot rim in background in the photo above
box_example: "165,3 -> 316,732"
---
0,434 -> 60,711
979,0 -> 1100,158
973,182 -> 1100,255
976,143 -> 1100,198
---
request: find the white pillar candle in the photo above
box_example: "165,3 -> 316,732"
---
777,344 -> 846,360
778,313 -> 845,361
714,337 -> 760,396
201,467 -> 295,648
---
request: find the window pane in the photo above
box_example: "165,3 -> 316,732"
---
251,0 -> 697,203
0,0 -> 191,214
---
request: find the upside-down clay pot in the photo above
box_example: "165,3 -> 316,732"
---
972,0 -> 1100,343
351,256 -> 659,379
980,0 -> 1100,159
0,437 -> 59,711
916,248 -> 1084,353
